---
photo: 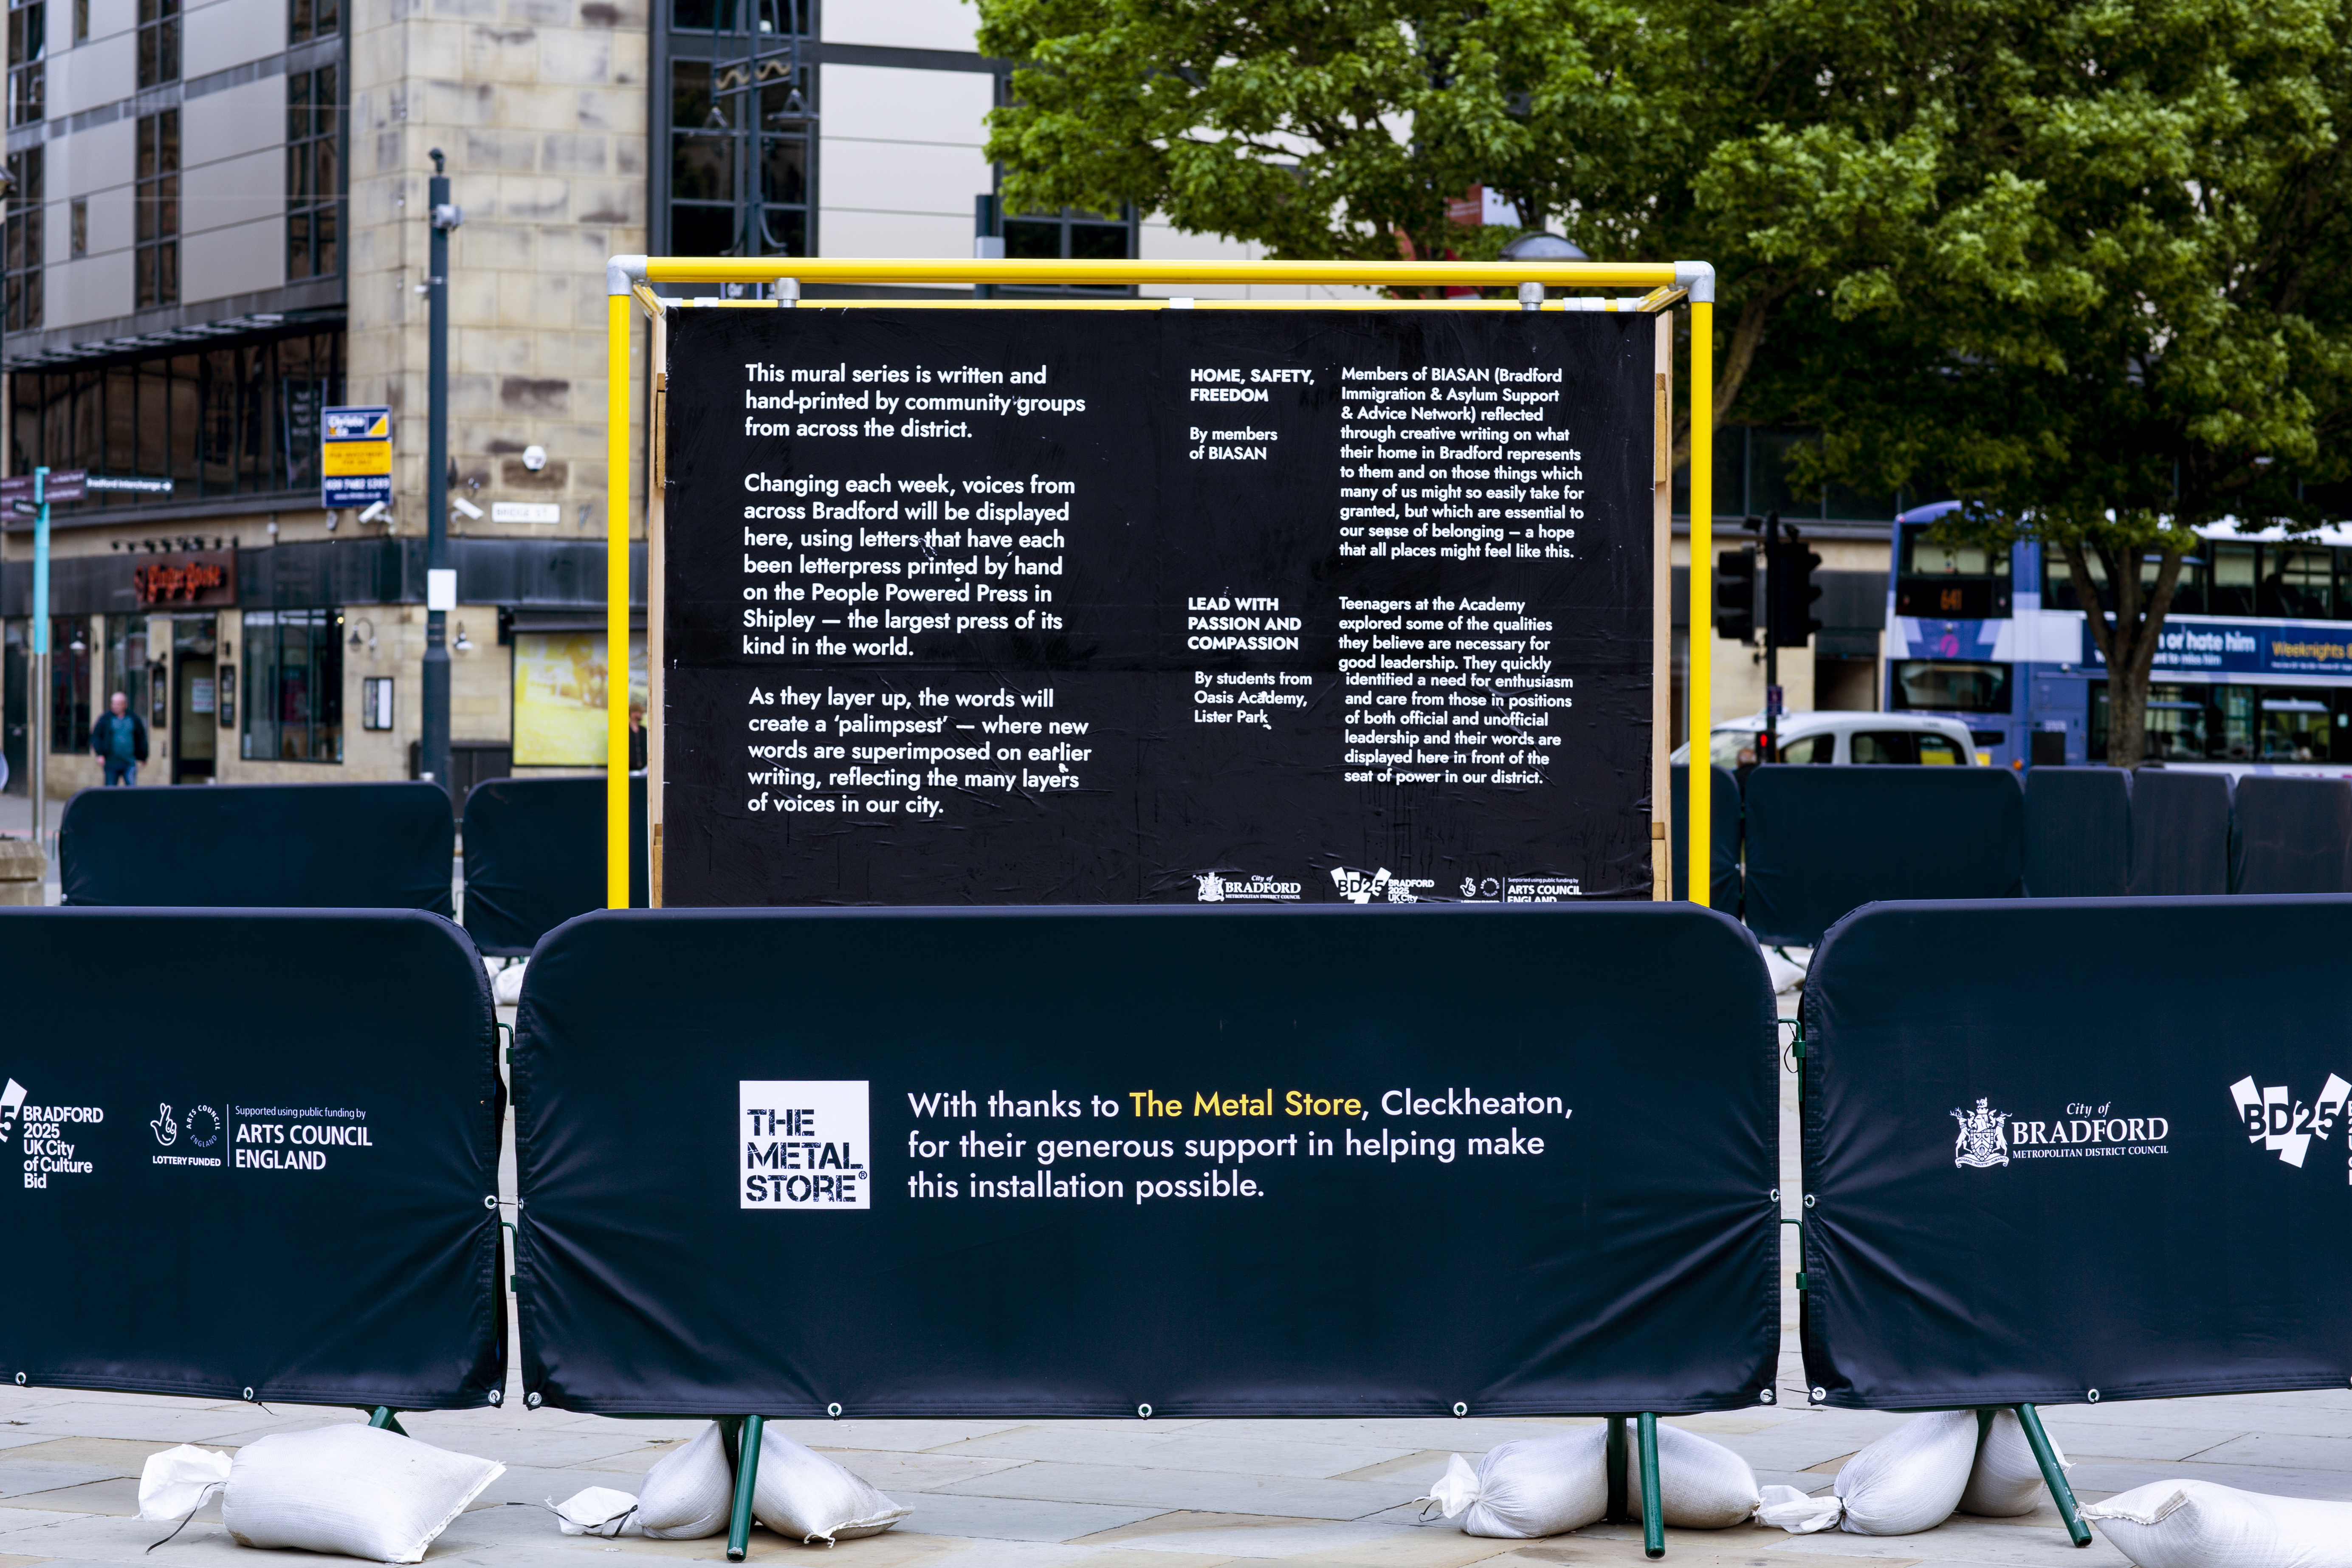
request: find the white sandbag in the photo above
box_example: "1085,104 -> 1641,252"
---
1758,1410 -> 1977,1537
1617,1424 -> 1763,1529
1959,1409 -> 2067,1517
1417,1427 -> 1607,1539
2082,1479 -> 2352,1568
637,1422 -> 736,1539
139,1444 -> 233,1520
221,1424 -> 504,1564
749,1429 -> 909,1544
550,1486 -> 643,1537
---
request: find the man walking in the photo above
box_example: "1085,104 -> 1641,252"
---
89,691 -> 148,786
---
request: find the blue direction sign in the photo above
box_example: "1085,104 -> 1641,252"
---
322,405 -> 393,508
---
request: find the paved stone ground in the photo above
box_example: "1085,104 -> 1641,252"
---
4,919 -> 2345,1567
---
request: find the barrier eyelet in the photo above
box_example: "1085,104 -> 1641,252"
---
1451,1402 -> 1468,1418
487,1390 -> 503,1406
11,1372 -> 23,1386
2087,1388 -> 2100,1403
483,1195 -> 499,1210
1768,1188 -> 1780,1203
1136,1403 -> 1153,1419
826,1402 -> 843,1419
242,1387 -> 256,1401
527,1391 -> 543,1408
1809,1386 -> 1826,1402
1758,1389 -> 1775,1404
1803,1194 -> 1816,1207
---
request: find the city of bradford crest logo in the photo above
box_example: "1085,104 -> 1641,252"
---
1952,1098 -> 2010,1168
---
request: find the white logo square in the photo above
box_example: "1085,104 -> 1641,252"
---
739,1080 -> 871,1210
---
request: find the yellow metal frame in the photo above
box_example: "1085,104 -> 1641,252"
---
602,255 -> 1717,911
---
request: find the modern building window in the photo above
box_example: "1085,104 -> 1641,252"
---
286,65 -> 339,279
68,0 -> 81,42
66,194 -> 81,256
8,0 -> 42,127
286,0 -> 334,43
984,205 -> 1139,298
135,110 -> 178,306
243,609 -> 342,762
659,0 -> 815,265
48,614 -> 87,753
3,145 -> 38,331
10,327 -> 346,501
135,0 -> 175,86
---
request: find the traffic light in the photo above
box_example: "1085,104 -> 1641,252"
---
1768,520 -> 1824,649
1715,546 -> 1757,643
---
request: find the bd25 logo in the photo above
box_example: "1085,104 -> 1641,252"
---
2230,1074 -> 2352,1169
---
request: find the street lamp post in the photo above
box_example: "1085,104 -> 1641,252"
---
419,149 -> 462,797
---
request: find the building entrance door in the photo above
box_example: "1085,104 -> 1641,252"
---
173,618 -> 219,783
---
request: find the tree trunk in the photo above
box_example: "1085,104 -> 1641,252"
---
2064,538 -> 2184,769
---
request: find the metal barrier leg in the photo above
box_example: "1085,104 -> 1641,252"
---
368,1407 -> 408,1437
1605,1415 -> 1628,1522
1636,1412 -> 1663,1559
726,1413 -> 764,1562
2014,1404 -> 2089,1548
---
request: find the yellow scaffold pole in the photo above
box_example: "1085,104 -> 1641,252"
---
1686,271 -> 1715,907
606,267 -> 634,910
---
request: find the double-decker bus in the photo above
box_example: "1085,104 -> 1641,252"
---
1886,499 -> 2352,775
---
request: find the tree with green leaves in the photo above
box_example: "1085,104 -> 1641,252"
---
979,0 -> 2352,766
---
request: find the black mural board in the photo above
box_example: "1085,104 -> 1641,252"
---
462,776 -> 649,955
2231,775 -> 2352,894
2127,769 -> 2231,896
60,781 -> 456,911
657,307 -> 1659,906
515,904 -> 1779,1416
1804,896 -> 2352,1408
2023,767 -> 2131,898
1742,766 -> 2022,947
0,908 -> 505,1406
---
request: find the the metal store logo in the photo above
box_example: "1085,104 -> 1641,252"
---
740,1080 -> 870,1210
2229,1074 -> 2349,1170
1950,1094 -> 2170,1168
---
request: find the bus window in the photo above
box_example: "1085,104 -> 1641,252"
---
2210,543 -> 2257,616
2261,696 -> 2332,761
1901,526 -> 2009,578
2218,685 -> 2256,760
1916,733 -> 1964,765
2145,550 -> 2205,615
2090,684 -> 2221,761
2260,546 -> 2333,620
2042,549 -> 2109,612
1852,731 -> 1915,764
1890,660 -> 2012,713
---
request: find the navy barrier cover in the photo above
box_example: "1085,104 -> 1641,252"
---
2127,770 -> 2231,895
462,776 -> 649,955
61,782 -> 455,911
516,905 -> 1780,1417
2023,767 -> 2131,897
1742,767 -> 2023,946
2232,776 -> 2352,894
1803,897 -> 2352,1409
1670,765 -> 1741,908
0,908 -> 505,1405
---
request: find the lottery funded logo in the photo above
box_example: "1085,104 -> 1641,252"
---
741,1080 -> 870,1209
